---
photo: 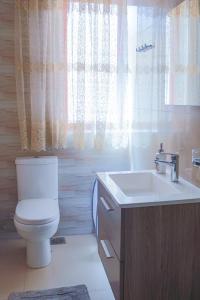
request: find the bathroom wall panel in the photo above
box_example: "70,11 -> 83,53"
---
163,106 -> 200,186
58,196 -> 93,235
55,150 -> 130,235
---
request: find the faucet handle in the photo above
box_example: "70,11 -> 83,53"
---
171,153 -> 179,182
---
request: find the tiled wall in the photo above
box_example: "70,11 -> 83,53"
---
132,105 -> 200,186
164,106 -> 200,187
1,0 -> 200,238
0,0 -> 130,238
134,0 -> 200,186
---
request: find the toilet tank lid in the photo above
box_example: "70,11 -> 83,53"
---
15,156 -> 58,165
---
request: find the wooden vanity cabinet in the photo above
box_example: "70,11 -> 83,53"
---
98,182 -> 124,300
97,180 -> 200,300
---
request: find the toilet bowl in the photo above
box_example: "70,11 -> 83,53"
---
14,156 -> 59,268
14,198 -> 59,268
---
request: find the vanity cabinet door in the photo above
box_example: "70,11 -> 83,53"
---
98,239 -> 123,300
98,182 -> 123,260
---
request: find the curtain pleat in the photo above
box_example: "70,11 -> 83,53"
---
67,0 -> 129,150
167,0 -> 200,105
15,0 -> 68,151
15,0 -> 129,151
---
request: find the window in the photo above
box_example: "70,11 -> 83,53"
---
67,3 -> 137,129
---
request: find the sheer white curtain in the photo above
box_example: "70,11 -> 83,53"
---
166,0 -> 200,105
15,0 -> 129,151
130,5 -> 172,170
15,0 -> 68,151
67,0 -> 129,150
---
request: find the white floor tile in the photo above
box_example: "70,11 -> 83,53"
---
89,289 -> 115,300
0,234 -> 114,300
52,235 -> 111,292
24,263 -> 55,291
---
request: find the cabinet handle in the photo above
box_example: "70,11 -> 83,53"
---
100,196 -> 114,212
100,240 -> 113,259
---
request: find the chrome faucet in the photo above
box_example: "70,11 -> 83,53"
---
155,153 -> 179,182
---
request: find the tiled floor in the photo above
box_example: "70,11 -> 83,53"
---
0,234 -> 115,300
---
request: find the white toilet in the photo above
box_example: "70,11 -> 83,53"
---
14,156 -> 60,268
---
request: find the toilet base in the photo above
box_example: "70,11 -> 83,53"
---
27,239 -> 51,268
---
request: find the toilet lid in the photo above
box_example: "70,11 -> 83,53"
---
15,198 -> 59,225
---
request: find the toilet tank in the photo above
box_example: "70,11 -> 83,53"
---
15,156 -> 58,201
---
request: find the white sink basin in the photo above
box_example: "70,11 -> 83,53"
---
109,172 -> 180,197
97,170 -> 200,208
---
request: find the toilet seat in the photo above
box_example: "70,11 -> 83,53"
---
15,198 -> 59,225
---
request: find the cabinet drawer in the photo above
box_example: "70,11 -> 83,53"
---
98,182 -> 122,259
98,239 -> 122,300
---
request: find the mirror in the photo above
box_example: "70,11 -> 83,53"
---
165,0 -> 200,106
